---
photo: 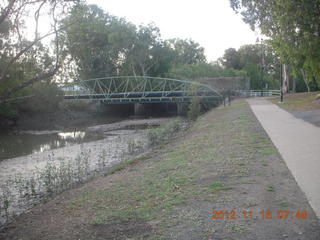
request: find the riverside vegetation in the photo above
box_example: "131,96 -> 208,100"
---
1,100 -> 319,239
0,118 -> 186,226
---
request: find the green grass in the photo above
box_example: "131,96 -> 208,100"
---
106,153 -> 154,175
279,201 -> 289,207
226,223 -> 248,233
270,92 -> 320,111
209,181 -> 233,193
258,147 -> 277,155
63,102 -> 278,238
266,184 -> 275,192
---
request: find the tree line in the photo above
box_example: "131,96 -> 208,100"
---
0,1 -> 243,119
229,0 -> 320,92
1,0 -> 317,119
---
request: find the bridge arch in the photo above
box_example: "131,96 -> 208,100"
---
61,76 -> 223,105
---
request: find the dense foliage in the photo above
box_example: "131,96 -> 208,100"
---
221,43 -> 280,89
230,0 -> 320,91
61,4 -> 210,80
168,62 -> 246,81
0,0 -> 77,118
4,1 -> 308,120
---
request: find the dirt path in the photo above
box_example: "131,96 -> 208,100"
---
1,100 -> 319,239
248,98 -> 320,219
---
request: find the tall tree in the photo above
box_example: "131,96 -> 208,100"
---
221,43 -> 280,89
167,38 -> 206,65
126,24 -> 162,76
62,4 -> 136,80
0,0 -> 78,103
222,48 -> 241,69
230,0 -> 320,90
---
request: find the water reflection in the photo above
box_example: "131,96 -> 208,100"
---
58,131 -> 86,140
0,130 -> 103,161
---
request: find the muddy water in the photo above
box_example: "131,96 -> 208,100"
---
0,118 -> 174,226
0,129 -> 104,161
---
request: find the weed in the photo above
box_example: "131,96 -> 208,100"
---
258,148 -> 277,155
127,138 -> 144,155
187,97 -> 201,120
0,185 -> 12,220
226,223 -> 248,233
147,119 -> 182,146
209,181 -> 232,193
266,184 -> 275,192
279,201 -> 289,207
243,201 -> 258,208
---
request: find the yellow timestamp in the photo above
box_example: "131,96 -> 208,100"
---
211,209 -> 308,220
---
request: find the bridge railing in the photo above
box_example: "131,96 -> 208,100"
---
234,90 -> 281,97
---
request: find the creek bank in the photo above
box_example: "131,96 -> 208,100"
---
1,100 -> 318,239
0,117 -> 186,227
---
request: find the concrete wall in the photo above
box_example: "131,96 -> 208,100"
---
100,102 -> 190,117
176,103 -> 189,116
133,103 -> 178,116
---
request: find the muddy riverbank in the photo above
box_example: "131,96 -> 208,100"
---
1,100 -> 319,239
0,117 -> 182,226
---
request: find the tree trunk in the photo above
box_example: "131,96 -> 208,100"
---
0,67 -> 58,103
300,69 -> 310,92
131,63 -> 137,77
141,64 -> 146,76
292,77 -> 296,93
282,64 -> 290,93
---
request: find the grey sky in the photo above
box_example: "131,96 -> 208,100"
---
87,0 -> 260,61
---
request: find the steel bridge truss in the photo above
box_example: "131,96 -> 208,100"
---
62,76 -> 223,104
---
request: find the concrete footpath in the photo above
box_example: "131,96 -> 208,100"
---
247,98 -> 320,219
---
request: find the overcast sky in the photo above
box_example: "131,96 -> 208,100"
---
87,0 -> 260,62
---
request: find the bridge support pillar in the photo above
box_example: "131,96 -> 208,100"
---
134,103 -> 147,116
177,103 -> 188,116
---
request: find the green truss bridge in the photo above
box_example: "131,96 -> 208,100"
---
61,76 -> 224,105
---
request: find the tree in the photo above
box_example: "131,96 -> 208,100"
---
167,38 -> 206,65
221,43 -> 281,90
230,0 -> 320,90
222,48 -> 241,69
126,23 -> 162,76
62,4 -> 136,80
0,0 -> 78,103
169,62 -> 246,81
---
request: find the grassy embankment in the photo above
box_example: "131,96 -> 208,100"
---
2,99 -> 319,240
270,91 -> 320,111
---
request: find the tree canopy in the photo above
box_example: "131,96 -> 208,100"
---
230,0 -> 320,90
221,43 -> 281,89
0,0 -> 78,103
61,4 -> 209,80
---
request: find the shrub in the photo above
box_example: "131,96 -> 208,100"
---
187,97 -> 201,120
147,119 -> 182,146
19,83 -> 64,113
